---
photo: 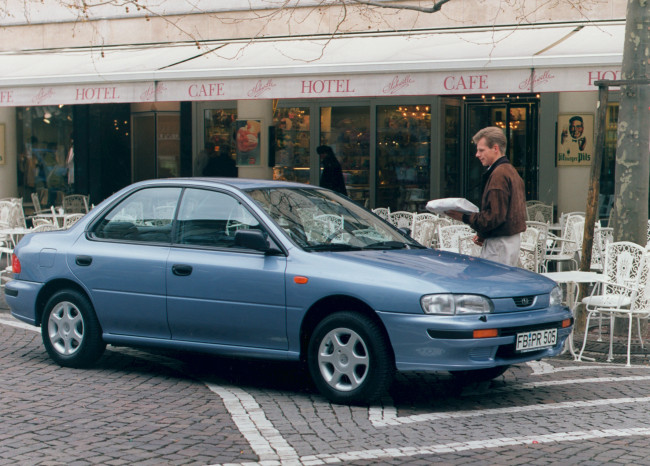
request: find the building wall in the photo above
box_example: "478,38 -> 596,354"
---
0,0 -> 627,51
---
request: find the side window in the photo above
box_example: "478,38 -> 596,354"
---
92,187 -> 181,243
176,188 -> 260,248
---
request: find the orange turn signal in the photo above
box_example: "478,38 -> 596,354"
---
293,276 -> 309,284
561,318 -> 572,328
473,329 -> 498,339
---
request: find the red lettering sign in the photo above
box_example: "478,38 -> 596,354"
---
0,90 -> 13,104
588,70 -> 621,86
188,83 -> 225,98
75,87 -> 119,102
301,79 -> 355,94
443,74 -> 488,91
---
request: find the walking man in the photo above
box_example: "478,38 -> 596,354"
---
447,126 -> 526,266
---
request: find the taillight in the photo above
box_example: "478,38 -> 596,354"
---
11,255 -> 21,274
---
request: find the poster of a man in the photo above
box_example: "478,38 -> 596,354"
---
557,114 -> 593,166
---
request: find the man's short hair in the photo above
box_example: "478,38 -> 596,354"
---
569,116 -> 583,126
472,126 -> 507,154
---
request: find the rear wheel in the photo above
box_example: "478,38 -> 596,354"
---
308,312 -> 394,405
450,365 -> 510,384
41,289 -> 106,368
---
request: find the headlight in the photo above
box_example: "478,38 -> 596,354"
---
549,286 -> 563,306
421,294 -> 494,315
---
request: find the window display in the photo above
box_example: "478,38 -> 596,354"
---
272,107 -> 310,184
376,105 -> 431,211
16,106 -> 74,208
320,106 -> 370,206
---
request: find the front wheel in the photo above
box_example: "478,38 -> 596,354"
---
308,312 -> 394,405
41,289 -> 106,368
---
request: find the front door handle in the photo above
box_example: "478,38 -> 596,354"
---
172,264 -> 193,276
75,255 -> 92,266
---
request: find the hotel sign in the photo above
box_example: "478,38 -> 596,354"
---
0,66 -> 622,107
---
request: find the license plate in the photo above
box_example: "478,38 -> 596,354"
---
516,328 -> 557,352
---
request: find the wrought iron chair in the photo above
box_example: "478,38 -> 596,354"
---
389,211 -> 416,232
526,202 -> 553,224
579,243 -> 650,366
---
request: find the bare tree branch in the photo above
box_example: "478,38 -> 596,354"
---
346,0 -> 452,13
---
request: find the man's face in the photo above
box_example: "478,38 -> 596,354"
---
475,137 -> 501,167
569,119 -> 584,138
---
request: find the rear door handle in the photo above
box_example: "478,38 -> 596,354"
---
75,255 -> 92,266
172,264 -> 193,276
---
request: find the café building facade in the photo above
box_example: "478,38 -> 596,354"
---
0,19 -> 624,218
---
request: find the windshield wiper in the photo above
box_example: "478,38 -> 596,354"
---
362,241 -> 409,250
304,244 -> 363,252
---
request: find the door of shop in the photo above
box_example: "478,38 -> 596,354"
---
463,97 -> 539,206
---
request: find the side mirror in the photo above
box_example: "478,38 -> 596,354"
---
234,229 -> 277,253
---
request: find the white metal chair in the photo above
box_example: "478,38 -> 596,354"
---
389,211 -> 416,231
544,214 -> 584,271
371,207 -> 391,221
591,226 -> 613,272
526,221 -> 549,272
579,244 -> 650,366
458,234 -> 482,256
30,192 -> 48,215
411,218 -> 437,248
526,202 -> 553,224
63,194 -> 89,214
519,227 -> 540,272
438,224 -> 475,252
63,213 -> 85,229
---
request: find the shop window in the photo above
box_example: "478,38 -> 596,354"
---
16,106 -> 74,208
376,105 -> 431,211
272,107 -> 310,184
320,106 -> 370,206
197,108 -> 237,177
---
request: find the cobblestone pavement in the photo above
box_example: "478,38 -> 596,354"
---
3,290 -> 650,465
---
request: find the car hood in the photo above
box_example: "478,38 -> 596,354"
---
312,248 -> 554,298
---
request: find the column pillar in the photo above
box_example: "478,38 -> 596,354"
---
0,107 -> 17,199
236,100 -> 274,179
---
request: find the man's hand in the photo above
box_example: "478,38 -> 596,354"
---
445,210 -> 464,222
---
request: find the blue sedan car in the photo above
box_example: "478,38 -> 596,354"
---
6,179 -> 572,404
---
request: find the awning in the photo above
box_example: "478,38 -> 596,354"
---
0,21 -> 624,107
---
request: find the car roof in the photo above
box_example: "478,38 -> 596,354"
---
133,177 -> 318,191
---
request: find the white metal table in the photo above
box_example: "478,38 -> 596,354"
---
542,270 -> 603,360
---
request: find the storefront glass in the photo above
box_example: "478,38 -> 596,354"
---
320,106 -> 370,206
16,106 -> 74,207
376,104 -> 431,211
272,107 -> 310,183
465,97 -> 539,206
442,101 -> 462,198
197,108 -> 238,177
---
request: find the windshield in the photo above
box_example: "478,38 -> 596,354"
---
246,187 -> 422,251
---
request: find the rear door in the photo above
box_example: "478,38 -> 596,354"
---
72,186 -> 181,338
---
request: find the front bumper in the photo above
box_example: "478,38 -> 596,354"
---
377,306 -> 572,371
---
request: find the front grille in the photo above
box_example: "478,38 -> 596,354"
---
513,295 -> 537,307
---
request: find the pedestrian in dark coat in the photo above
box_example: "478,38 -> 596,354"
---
317,145 -> 347,196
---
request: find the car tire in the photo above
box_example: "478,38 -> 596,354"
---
41,289 -> 106,368
450,365 -> 510,384
308,312 -> 394,405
